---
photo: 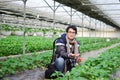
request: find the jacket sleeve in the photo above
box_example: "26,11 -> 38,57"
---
55,45 -> 70,59
55,38 -> 70,59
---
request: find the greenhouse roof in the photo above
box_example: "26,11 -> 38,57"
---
54,0 -> 120,29
0,0 -> 69,25
0,0 -> 120,30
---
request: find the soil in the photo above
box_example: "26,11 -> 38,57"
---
2,43 -> 120,80
2,68 -> 45,80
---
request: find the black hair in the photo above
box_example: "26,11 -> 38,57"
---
66,24 -> 77,34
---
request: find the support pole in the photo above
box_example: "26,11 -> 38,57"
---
89,17 -> 91,44
61,6 -> 76,24
100,21 -> 101,42
22,0 -> 27,54
2,14 -> 5,24
17,16 -> 19,27
1,14 -> 5,23
104,24 -> 107,47
106,24 -> 107,38
95,19 -> 97,44
81,13 -> 84,46
100,21 -> 102,38
44,0 -> 60,29
70,7 -> 72,24
102,23 -> 104,42
53,0 -> 55,29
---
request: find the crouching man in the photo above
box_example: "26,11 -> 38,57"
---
55,25 -> 82,73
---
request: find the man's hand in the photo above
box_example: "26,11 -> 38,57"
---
76,57 -> 82,64
68,53 -> 80,59
74,54 -> 80,58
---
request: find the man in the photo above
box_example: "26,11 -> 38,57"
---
54,25 -> 81,73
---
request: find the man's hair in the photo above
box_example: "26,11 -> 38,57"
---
66,24 -> 77,34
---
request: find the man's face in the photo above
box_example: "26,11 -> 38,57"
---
66,28 -> 76,40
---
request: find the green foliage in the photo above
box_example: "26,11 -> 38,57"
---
0,36 -> 120,79
53,31 -> 57,35
80,38 -> 120,53
57,45 -> 120,80
0,36 -> 120,57
0,36 -> 54,56
51,71 -> 64,79
0,24 -> 23,31
0,24 -> 13,31
0,51 -> 52,78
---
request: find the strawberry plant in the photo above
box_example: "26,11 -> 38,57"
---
0,36 -> 120,56
0,51 -> 52,78
57,45 -> 120,80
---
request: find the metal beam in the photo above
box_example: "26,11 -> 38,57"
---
0,0 -> 21,3
82,3 -> 120,6
29,5 -> 63,8
92,9 -> 120,12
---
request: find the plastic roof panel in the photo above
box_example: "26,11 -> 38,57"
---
0,0 -> 120,30
54,0 -> 120,29
90,0 -> 120,27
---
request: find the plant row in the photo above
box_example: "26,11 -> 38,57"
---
80,38 -> 120,53
0,24 -> 63,33
0,36 -> 54,56
0,51 -> 52,78
57,45 -> 120,80
0,40 -> 120,80
0,36 -> 120,56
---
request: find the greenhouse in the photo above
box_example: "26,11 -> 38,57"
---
0,0 -> 120,80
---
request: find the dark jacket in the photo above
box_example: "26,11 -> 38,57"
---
55,34 -> 80,59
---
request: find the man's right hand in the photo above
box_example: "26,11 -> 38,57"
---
68,53 -> 80,59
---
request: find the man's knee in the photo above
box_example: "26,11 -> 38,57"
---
55,57 -> 65,66
55,57 -> 65,73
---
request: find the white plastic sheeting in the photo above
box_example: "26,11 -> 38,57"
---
0,0 -> 119,31
89,0 -> 120,26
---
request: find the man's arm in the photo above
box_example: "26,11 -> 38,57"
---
55,45 -> 70,59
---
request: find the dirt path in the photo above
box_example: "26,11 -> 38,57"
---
81,42 -> 120,61
2,68 -> 45,80
2,43 -> 120,80
110,69 -> 120,80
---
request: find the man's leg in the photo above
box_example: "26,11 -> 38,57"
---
55,57 -> 65,73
